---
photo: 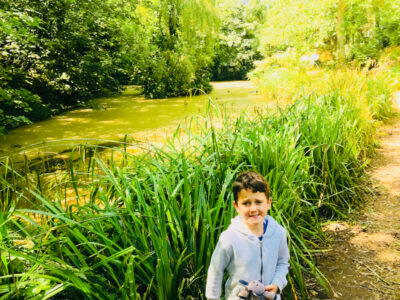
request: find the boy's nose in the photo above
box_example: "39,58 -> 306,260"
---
249,203 -> 257,211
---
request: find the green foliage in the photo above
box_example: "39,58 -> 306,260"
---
0,0 -> 220,130
0,8 -> 44,131
260,0 -> 336,53
1,0 -> 399,133
211,1 -> 263,81
0,0 -> 143,131
249,46 -> 396,129
0,87 -> 51,129
143,49 -> 212,98
2,0 -> 141,99
142,0 -> 218,98
259,0 -> 400,62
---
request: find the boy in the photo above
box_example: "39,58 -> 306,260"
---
205,171 -> 290,300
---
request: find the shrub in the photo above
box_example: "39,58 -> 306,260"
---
0,87 -> 51,129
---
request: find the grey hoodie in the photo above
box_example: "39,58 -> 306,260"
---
205,215 -> 290,299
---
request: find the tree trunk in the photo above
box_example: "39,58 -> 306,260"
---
336,0 -> 346,66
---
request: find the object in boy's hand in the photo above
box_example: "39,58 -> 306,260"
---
236,280 -> 276,300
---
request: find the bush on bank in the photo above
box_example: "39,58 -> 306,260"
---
210,1 -> 263,81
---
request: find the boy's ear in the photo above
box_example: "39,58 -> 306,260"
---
267,197 -> 272,209
233,201 -> 239,212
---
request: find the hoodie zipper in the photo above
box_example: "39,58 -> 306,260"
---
259,240 -> 263,282
260,218 -> 268,283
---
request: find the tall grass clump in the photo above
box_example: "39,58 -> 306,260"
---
249,47 -> 398,123
0,89 -> 392,299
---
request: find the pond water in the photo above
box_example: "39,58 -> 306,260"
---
0,81 -> 269,157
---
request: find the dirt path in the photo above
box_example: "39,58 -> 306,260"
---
311,111 -> 400,299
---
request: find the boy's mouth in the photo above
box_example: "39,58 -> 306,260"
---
249,214 -> 260,219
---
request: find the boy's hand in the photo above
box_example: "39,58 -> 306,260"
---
265,284 -> 279,293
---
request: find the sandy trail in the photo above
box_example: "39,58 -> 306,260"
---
311,110 -> 400,299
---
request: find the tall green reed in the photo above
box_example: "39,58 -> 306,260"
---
0,91 -> 387,299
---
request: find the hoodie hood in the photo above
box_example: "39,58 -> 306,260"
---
228,215 -> 278,240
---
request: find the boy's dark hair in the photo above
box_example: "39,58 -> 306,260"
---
233,171 -> 270,203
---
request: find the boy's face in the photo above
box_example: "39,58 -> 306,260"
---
233,188 -> 271,228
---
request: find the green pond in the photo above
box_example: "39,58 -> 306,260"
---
0,81 -> 269,157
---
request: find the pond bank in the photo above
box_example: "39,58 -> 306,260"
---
313,112 -> 400,299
